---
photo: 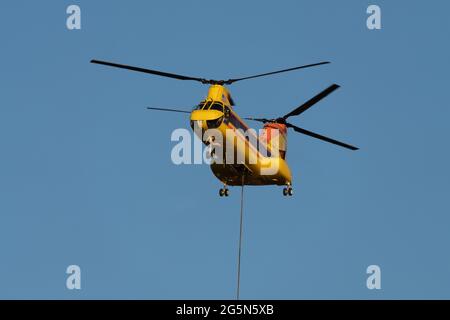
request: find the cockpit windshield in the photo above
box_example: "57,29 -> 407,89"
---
209,102 -> 224,112
193,100 -> 224,112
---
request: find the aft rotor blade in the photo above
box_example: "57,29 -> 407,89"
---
147,107 -> 191,114
91,60 -> 207,83
283,84 -> 340,120
286,123 -> 358,150
224,61 -> 330,84
243,117 -> 271,123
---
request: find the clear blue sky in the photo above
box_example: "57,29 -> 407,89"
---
0,0 -> 449,299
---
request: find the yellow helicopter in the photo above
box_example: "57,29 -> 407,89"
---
91,59 -> 358,197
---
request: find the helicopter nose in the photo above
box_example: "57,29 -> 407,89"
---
190,109 -> 223,121
190,110 -> 224,130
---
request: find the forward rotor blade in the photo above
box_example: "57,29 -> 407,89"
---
91,60 -> 331,85
91,60 -> 206,83
282,84 -> 340,120
286,123 -> 358,150
147,107 -> 191,114
225,61 -> 330,84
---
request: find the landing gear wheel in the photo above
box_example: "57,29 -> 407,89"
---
283,185 -> 293,197
219,186 -> 229,197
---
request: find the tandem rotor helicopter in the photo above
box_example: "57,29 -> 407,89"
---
91,59 -> 358,197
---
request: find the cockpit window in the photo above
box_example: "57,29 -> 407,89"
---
193,101 -> 224,111
202,101 -> 212,110
209,102 -> 224,112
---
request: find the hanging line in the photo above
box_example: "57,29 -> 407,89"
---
236,175 -> 245,300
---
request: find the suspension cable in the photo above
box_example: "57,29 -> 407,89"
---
236,175 -> 245,300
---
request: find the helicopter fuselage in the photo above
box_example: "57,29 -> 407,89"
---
190,85 -> 292,187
